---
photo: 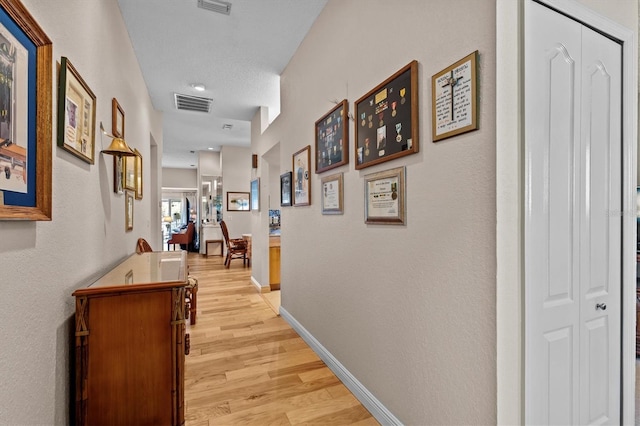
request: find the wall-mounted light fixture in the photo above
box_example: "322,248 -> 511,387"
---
252,154 -> 258,169
99,122 -> 136,157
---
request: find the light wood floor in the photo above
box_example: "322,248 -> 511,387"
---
185,253 -> 379,425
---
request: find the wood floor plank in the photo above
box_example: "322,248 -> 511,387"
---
184,253 -> 379,425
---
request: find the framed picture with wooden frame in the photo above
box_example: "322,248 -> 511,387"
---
315,99 -> 348,174
134,149 -> 142,200
125,191 -> 134,231
57,56 -> 96,164
364,166 -> 406,225
292,145 -> 311,206
321,172 -> 343,215
0,0 -> 53,220
112,97 -> 125,138
431,50 -> 478,142
355,60 -> 419,170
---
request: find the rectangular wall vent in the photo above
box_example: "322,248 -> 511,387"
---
174,93 -> 213,113
197,0 -> 231,15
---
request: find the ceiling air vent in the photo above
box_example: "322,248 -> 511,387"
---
197,0 -> 231,15
174,93 -> 213,113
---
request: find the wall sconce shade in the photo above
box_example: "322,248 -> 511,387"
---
101,137 -> 136,157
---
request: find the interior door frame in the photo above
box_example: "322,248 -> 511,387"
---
496,0 -> 637,423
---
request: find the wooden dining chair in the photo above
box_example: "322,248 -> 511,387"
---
220,220 -> 248,268
136,238 -> 153,253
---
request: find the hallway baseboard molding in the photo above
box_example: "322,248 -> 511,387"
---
280,307 -> 402,426
250,276 -> 268,293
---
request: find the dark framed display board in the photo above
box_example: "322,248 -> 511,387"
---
355,60 -> 419,170
315,99 -> 348,174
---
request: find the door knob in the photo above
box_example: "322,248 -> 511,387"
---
596,303 -> 607,311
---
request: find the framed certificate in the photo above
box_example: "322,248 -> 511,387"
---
364,166 -> 405,225
321,172 -> 343,215
431,51 -> 479,142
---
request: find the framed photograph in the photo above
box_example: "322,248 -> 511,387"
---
123,152 -> 136,191
134,148 -> 142,200
315,99 -> 348,174
432,51 -> 478,142
321,172 -> 343,215
250,178 -> 259,211
293,145 -> 311,206
112,97 -> 125,138
57,56 -> 96,164
0,0 -> 52,220
280,172 -> 292,207
355,60 -> 419,170
125,191 -> 134,231
364,166 -> 406,225
226,191 -> 250,211
113,156 -> 123,194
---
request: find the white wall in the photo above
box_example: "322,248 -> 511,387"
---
162,167 -> 197,189
0,0 -> 161,423
221,145 -> 252,240
254,0 -> 496,423
198,150 -> 221,176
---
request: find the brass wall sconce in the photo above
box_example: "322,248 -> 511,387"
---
99,122 -> 136,157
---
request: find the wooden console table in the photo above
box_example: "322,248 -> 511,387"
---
72,251 -> 189,425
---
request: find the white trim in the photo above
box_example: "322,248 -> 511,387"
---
280,307 -> 403,426
250,276 -> 267,292
496,1 -> 524,425
520,1 -> 637,424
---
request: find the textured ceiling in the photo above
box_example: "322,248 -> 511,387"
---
117,0 -> 328,168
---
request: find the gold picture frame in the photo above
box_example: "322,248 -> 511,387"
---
134,149 -> 142,200
123,152 -> 136,192
57,56 -> 96,164
431,51 -> 479,142
0,0 -> 52,220
125,191 -> 133,231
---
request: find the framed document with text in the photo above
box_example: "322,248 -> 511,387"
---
321,172 -> 343,215
364,166 -> 405,225
431,51 -> 478,142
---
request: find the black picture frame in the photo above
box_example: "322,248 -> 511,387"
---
315,99 -> 348,174
355,60 -> 419,170
280,171 -> 292,207
0,0 -> 52,220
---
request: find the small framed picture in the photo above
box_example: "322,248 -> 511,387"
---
113,156 -> 123,194
123,153 -> 136,191
293,145 -> 311,206
321,172 -> 343,215
227,191 -> 250,211
57,57 -> 96,164
112,97 -> 125,138
280,172 -> 292,207
364,166 -> 406,225
251,178 -> 259,211
125,191 -> 134,231
315,100 -> 348,174
134,149 -> 143,200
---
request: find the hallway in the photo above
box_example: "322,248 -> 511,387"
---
184,254 -> 378,425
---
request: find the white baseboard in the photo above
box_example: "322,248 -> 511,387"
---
280,307 -> 402,426
250,276 -> 268,293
